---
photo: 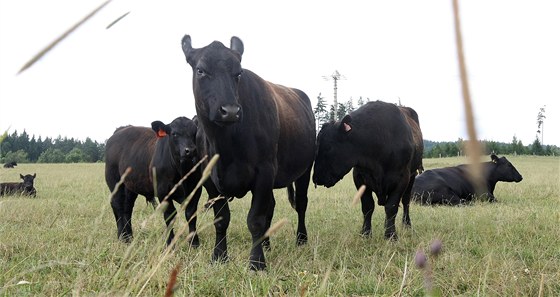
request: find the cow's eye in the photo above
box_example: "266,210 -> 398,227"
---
235,70 -> 243,80
196,68 -> 205,76
172,132 -> 178,137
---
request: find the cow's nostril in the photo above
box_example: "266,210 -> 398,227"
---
219,104 -> 241,122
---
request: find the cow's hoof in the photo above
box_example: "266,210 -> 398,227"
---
360,230 -> 372,238
118,234 -> 133,244
188,233 -> 200,248
249,261 -> 267,271
212,252 -> 229,263
384,233 -> 398,241
296,232 -> 308,245
262,238 -> 271,251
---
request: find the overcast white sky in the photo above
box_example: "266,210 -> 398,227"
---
1,0 -> 559,147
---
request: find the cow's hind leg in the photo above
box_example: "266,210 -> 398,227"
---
401,175 -> 415,227
293,167 -> 310,245
111,188 -> 137,243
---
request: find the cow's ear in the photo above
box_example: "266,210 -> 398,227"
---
20,174 -> 24,179
181,35 -> 192,55
491,154 -> 499,163
151,121 -> 167,138
33,173 -> 36,178
230,36 -> 244,57
181,35 -> 195,64
340,115 -> 352,133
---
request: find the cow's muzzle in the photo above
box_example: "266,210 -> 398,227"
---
216,104 -> 241,124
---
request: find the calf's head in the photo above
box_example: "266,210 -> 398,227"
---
490,154 -> 523,182
152,117 -> 198,165
313,115 -> 357,188
20,173 -> 36,191
181,35 -> 244,126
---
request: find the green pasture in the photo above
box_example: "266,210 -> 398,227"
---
0,156 -> 558,296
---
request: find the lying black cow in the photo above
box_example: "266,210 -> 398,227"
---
411,154 -> 523,205
3,161 -> 17,168
105,117 -> 203,246
313,101 -> 415,240
181,35 -> 316,270
0,173 -> 37,197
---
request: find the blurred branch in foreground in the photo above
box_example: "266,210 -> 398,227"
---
17,0 -> 113,75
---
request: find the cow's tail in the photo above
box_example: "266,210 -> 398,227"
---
287,184 -> 296,210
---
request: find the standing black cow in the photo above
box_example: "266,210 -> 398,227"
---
0,173 -> 37,197
105,117 -> 203,246
181,35 -> 316,270
411,154 -> 523,205
313,101 -> 415,240
398,105 -> 424,227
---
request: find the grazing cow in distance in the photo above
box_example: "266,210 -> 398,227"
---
313,100 -> 415,240
105,117 -> 203,246
3,161 -> 17,168
411,154 -> 523,205
0,173 -> 37,197
181,35 -> 316,270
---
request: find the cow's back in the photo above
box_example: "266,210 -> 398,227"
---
105,126 -> 157,196
355,102 -> 414,173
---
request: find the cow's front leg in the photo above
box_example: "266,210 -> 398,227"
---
184,187 -> 203,248
262,197 -> 276,251
360,188 -> 375,237
247,172 -> 275,271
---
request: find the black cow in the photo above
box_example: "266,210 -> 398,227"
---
411,154 -> 523,205
181,35 -> 316,270
3,161 -> 17,168
0,173 -> 37,197
398,105 -> 424,227
105,117 -> 203,246
313,101 -> 415,240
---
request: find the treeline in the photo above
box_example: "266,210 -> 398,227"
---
1,129 -> 558,165
0,130 -> 105,164
424,137 -> 559,158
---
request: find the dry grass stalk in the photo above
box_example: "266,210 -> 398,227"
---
18,0 -> 113,74
106,11 -> 130,29
352,185 -> 366,207
452,0 -> 484,195
264,218 -> 289,238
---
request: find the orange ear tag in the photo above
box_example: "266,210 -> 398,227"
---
157,129 -> 167,138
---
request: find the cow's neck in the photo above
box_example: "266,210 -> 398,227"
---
483,162 -> 499,195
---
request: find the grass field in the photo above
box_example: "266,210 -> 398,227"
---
1,155 -> 559,296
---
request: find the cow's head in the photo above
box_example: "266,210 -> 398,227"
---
152,117 -> 198,166
20,173 -> 36,191
181,35 -> 244,126
490,154 -> 523,182
312,115 -> 357,188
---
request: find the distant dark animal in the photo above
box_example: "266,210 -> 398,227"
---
411,154 -> 523,205
181,35 -> 316,270
313,101 -> 415,240
105,117 -> 203,246
3,161 -> 17,168
0,173 -> 37,197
